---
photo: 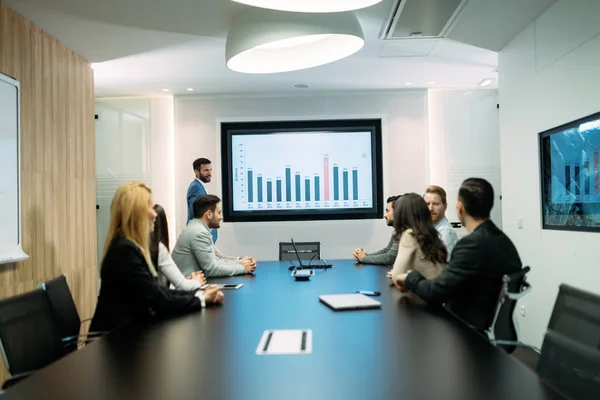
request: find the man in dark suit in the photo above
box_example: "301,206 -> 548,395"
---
187,157 -> 217,243
394,178 -> 522,331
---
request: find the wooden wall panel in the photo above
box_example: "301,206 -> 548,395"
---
0,4 -> 96,382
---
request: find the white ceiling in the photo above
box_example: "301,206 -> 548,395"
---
4,0 -> 556,97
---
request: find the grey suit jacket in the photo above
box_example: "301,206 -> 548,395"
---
361,233 -> 399,267
172,219 -> 245,278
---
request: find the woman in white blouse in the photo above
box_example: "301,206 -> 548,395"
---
150,204 -> 207,291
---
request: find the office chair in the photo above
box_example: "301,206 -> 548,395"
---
537,330 -> 600,399
0,289 -> 66,389
546,283 -> 600,350
39,275 -> 105,349
486,266 -> 538,353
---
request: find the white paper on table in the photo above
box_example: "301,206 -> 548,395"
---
256,329 -> 312,355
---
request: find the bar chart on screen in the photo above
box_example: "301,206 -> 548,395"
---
551,129 -> 600,205
231,132 -> 374,212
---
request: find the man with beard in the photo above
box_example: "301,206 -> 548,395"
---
187,158 -> 218,243
424,185 -> 458,259
353,195 -> 401,267
394,178 -> 522,333
173,195 -> 256,277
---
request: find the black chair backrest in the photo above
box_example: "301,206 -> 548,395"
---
547,284 -> 600,350
537,330 -> 600,399
41,275 -> 82,343
278,242 -> 321,262
0,289 -> 66,375
493,266 -> 531,352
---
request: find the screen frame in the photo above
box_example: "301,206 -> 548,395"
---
539,110 -> 600,233
0,72 -> 29,264
221,119 -> 384,223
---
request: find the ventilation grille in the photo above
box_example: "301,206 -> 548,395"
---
380,0 -> 467,39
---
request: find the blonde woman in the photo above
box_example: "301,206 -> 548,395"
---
90,182 -> 223,332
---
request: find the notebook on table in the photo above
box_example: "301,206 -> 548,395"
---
319,293 -> 381,311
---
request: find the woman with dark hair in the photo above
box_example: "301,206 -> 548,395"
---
387,193 -> 447,283
150,204 -> 207,291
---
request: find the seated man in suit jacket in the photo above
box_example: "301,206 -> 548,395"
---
186,157 -> 218,243
353,195 -> 401,267
173,194 -> 256,278
394,178 -> 522,332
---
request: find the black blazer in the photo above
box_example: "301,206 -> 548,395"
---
405,220 -> 522,330
90,236 -> 201,332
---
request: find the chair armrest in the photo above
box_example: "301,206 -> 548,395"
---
506,281 -> 532,300
492,339 -> 541,353
2,371 -> 34,390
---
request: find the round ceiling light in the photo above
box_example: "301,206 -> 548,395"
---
231,0 -> 383,13
226,9 -> 365,74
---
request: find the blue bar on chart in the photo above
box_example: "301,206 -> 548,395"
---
574,165 -> 580,196
257,174 -> 263,202
585,161 -> 590,195
314,175 -> 320,201
333,164 -> 339,201
343,168 -> 349,201
285,166 -> 292,201
352,168 -> 358,200
295,173 -> 301,201
565,165 -> 570,194
276,178 -> 282,202
305,177 -> 311,201
267,179 -> 273,202
247,169 -> 253,203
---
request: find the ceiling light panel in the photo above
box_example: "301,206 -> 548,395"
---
226,9 -> 365,74
231,0 -> 383,13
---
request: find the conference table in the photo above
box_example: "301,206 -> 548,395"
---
4,260 -> 564,400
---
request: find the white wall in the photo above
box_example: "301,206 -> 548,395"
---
499,0 -> 600,347
428,89 -> 502,237
95,99 -> 151,265
95,97 -> 177,251
149,97 -> 177,246
174,91 -> 430,260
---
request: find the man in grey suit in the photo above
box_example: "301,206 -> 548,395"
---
173,195 -> 256,278
352,195 -> 401,267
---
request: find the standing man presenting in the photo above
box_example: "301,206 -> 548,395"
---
187,158 -> 218,243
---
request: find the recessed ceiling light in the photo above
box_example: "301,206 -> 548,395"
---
404,82 -> 412,85
162,89 -> 169,92
479,78 -> 495,87
187,88 -> 194,91
429,81 -> 436,85
226,9 -> 364,74
231,0 -> 383,13
294,84 -> 309,89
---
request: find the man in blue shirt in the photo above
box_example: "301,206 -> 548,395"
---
187,158 -> 218,243
424,185 -> 458,260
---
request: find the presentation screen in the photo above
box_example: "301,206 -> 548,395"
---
0,73 -> 28,264
221,119 -> 383,222
539,111 -> 600,232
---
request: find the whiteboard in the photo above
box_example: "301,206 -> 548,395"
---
0,73 -> 28,264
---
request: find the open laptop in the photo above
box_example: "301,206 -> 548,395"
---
319,294 -> 381,311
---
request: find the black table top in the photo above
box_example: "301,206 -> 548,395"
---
4,260 -> 563,400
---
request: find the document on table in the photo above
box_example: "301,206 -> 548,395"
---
256,329 -> 312,355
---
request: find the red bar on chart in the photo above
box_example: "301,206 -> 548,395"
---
595,152 -> 599,194
324,156 -> 330,201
